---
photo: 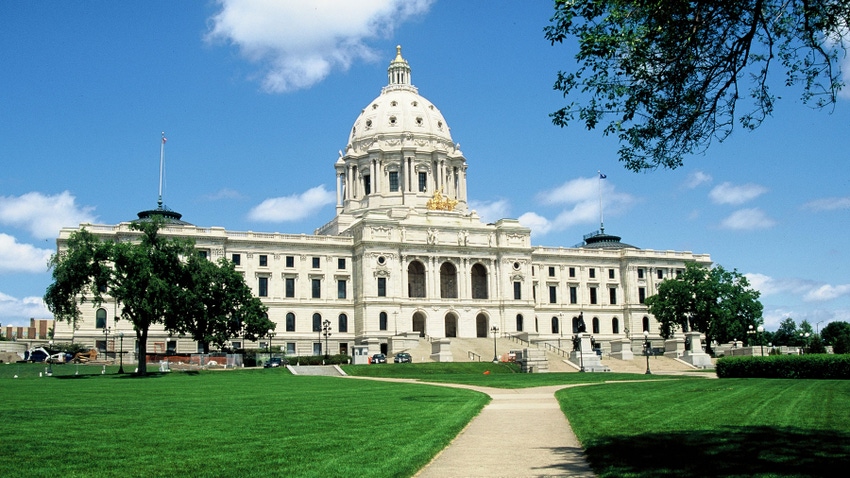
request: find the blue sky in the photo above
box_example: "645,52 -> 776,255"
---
2,1 -> 848,331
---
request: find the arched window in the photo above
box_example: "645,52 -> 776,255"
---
642,316 -> 650,333
408,261 -> 426,298
338,313 -> 348,333
612,317 -> 619,334
95,308 -> 107,329
312,313 -> 322,332
516,314 -> 524,332
286,312 -> 295,332
379,312 -> 388,331
572,316 -> 580,333
551,316 -> 559,334
592,317 -> 600,334
440,262 -> 458,298
471,263 -> 488,299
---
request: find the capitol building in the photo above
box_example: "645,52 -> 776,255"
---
53,47 -> 711,361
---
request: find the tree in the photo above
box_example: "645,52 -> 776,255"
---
178,255 -> 273,354
545,0 -> 849,172
45,216 -> 271,374
822,321 -> 850,353
772,317 -> 800,346
645,262 -> 763,353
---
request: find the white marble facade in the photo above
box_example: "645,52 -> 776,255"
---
53,47 -> 711,360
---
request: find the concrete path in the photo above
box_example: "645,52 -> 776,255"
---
413,383 -> 596,478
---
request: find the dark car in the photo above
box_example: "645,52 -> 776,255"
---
371,353 -> 387,364
393,352 -> 412,363
264,357 -> 286,368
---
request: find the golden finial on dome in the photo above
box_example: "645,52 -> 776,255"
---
395,45 -> 403,61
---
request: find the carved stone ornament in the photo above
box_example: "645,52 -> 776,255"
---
426,189 -> 458,211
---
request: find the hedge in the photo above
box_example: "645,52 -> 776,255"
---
716,354 -> 850,379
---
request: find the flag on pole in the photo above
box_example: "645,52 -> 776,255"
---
599,172 -> 607,179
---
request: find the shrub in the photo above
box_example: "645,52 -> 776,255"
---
716,354 -> 850,379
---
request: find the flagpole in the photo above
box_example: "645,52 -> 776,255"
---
158,132 -> 166,209
597,170 -> 604,233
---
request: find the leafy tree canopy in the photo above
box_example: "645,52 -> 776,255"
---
545,0 -> 849,171
821,321 -> 850,353
645,262 -> 763,350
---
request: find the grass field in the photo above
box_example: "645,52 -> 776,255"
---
556,378 -> 850,477
0,363 -> 487,478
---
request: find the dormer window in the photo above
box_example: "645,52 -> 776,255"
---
391,101 -> 398,107
389,116 -> 397,126
416,117 -> 423,126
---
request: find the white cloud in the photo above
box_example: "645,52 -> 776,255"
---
684,171 -> 712,189
719,208 -> 776,230
0,191 -> 97,240
518,212 -> 552,235
804,284 -> 850,302
207,0 -> 434,92
520,176 -> 636,236
709,182 -> 768,205
468,199 -> 510,224
802,196 -> 850,211
248,185 -> 336,222
745,273 -> 815,298
0,234 -> 53,273
0,291 -> 51,325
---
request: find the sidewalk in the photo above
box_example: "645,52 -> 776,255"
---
412,383 -> 596,477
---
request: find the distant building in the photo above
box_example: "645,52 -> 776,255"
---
52,47 -> 710,360
2,318 -> 54,342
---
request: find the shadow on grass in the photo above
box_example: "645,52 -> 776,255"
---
586,426 -> 849,478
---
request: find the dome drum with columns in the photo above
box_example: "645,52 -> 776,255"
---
53,47 -> 711,364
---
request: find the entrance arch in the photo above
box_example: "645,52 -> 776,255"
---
476,313 -> 488,337
445,313 -> 458,338
412,312 -> 427,337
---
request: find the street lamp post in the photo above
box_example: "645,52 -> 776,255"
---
103,326 -> 111,363
747,325 -> 756,346
268,330 -> 275,360
322,319 -> 332,359
490,325 -> 499,363
558,312 -> 563,349
757,325 -> 765,356
643,330 -> 652,375
118,332 -> 125,374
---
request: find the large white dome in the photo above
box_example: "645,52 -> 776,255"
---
346,46 -> 454,152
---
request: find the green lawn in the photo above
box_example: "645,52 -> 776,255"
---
0,363 -> 488,478
556,378 -> 850,477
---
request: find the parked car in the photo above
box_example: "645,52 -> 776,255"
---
393,352 -> 412,363
371,353 -> 387,364
264,357 -> 287,368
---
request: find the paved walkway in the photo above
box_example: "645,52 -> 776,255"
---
347,376 -> 596,477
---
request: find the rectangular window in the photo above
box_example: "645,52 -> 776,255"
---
657,269 -> 664,279
311,279 -> 321,299
637,268 -> 645,279
198,250 -> 208,260
286,342 -> 296,355
377,277 -> 387,297
338,258 -> 346,269
609,287 -> 617,305
418,172 -> 427,192
258,277 -> 268,297
231,341 -> 242,350
676,269 -> 683,278
389,171 -> 399,192
570,286 -> 578,304
589,287 -> 597,304
313,343 -> 322,355
285,256 -> 294,268
312,257 -> 320,268
364,175 -> 371,195
609,269 -> 615,279
337,280 -> 346,299
166,341 -> 177,354
513,281 -> 522,300
638,287 -> 646,304
259,255 -> 268,267
589,268 -> 596,279
549,286 -> 557,304
231,253 -> 241,265
285,278 -> 295,298
548,266 -> 556,277
568,267 -> 576,278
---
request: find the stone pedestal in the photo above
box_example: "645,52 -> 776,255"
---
664,336 -> 685,358
682,332 -> 713,368
610,338 -> 634,360
515,348 -> 549,373
389,331 -> 420,354
362,337 -> 381,356
569,333 -> 609,372
429,337 -> 453,362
